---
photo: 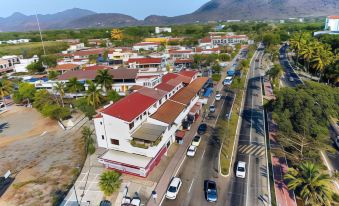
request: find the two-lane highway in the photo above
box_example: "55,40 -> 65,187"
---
224,48 -> 270,206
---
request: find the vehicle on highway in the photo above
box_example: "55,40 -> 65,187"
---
165,177 -> 182,200
186,145 -> 197,157
198,123 -> 207,135
215,93 -> 222,101
209,104 -> 216,113
223,76 -> 233,86
289,77 -> 294,82
236,161 -> 246,178
205,180 -> 218,202
192,136 -> 201,146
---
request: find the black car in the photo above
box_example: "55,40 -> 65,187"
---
204,180 -> 217,202
197,123 -> 207,135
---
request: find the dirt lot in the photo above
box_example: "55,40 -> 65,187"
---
0,106 -> 86,206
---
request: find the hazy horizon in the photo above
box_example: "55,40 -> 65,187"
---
0,0 -> 209,19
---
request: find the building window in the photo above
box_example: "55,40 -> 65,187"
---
111,139 -> 119,145
129,122 -> 134,130
100,122 -> 102,125
143,111 -> 146,116
101,135 -> 105,140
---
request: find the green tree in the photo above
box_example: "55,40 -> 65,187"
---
212,63 -> 222,74
41,104 -> 70,120
89,54 -> 98,64
27,60 -> 44,73
86,80 -> 102,108
67,77 -> 83,94
75,97 -> 96,119
300,40 -> 316,72
81,126 -> 96,155
99,170 -> 122,196
53,82 -> 66,107
95,70 -> 113,92
0,79 -> 12,108
219,53 -> 231,61
48,71 -> 59,80
284,162 -> 333,206
41,55 -> 57,68
106,90 -> 121,103
14,82 -> 36,104
33,89 -> 54,110
266,64 -> 283,89
311,44 -> 334,81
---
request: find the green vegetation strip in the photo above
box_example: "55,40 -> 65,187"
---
219,69 -> 249,175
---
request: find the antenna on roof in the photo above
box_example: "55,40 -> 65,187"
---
35,11 -> 46,56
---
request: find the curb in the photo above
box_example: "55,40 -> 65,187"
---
219,50 -> 259,177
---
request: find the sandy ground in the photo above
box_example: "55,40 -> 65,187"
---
0,106 -> 87,206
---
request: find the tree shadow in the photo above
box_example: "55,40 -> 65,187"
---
0,122 -> 9,133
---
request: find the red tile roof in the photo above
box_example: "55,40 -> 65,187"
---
328,15 -> 339,19
219,35 -> 248,39
155,83 -> 176,92
179,70 -> 198,78
84,65 -> 112,71
151,100 -> 186,124
57,68 -> 138,81
168,49 -> 193,54
102,92 -> 157,122
174,59 -> 193,64
137,87 -> 167,100
162,73 -> 180,84
49,64 -> 79,71
73,49 -> 104,56
127,58 -> 162,64
200,37 -> 212,43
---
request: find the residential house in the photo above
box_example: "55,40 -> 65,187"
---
48,63 -> 81,74
133,42 -> 160,51
94,73 -> 208,177
127,57 -> 164,69
155,27 -> 172,34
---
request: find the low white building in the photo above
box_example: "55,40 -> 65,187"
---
132,42 -> 160,51
14,55 -> 39,73
93,72 -> 206,177
325,16 -> 339,32
155,27 -> 172,34
2,39 -> 30,44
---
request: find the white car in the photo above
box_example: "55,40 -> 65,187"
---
223,76 -> 233,86
192,136 -> 201,147
186,145 -> 197,157
209,105 -> 216,113
165,177 -> 182,200
236,161 -> 246,178
215,94 -> 222,101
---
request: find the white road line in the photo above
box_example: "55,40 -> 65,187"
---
201,148 -> 206,160
250,96 -> 254,143
174,155 -> 186,177
40,131 -> 47,136
246,155 -> 251,206
188,178 -> 195,193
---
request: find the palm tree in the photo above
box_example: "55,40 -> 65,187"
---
266,64 -> 283,89
0,80 -> 12,109
54,82 -> 66,107
311,44 -> 334,81
67,77 -> 83,95
81,126 -> 95,155
95,70 -> 113,92
284,162 -> 333,206
99,170 -> 122,196
300,41 -> 316,73
290,33 -> 306,66
86,80 -> 102,108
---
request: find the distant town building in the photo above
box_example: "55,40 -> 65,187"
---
132,42 -> 160,51
325,15 -> 339,32
215,25 -> 225,31
0,39 -> 30,45
155,27 -> 172,34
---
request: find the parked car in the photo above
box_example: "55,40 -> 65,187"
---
192,136 -> 201,146
215,93 -> 222,101
289,77 -> 294,82
223,76 -> 233,86
186,145 -> 197,157
198,123 -> 207,135
205,180 -> 218,202
209,105 -> 216,113
165,177 -> 182,200
236,161 -> 246,178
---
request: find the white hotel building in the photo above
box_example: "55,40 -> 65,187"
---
93,71 -> 208,177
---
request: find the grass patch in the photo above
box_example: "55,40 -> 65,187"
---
0,41 -> 68,58
212,74 -> 222,82
12,178 -> 48,190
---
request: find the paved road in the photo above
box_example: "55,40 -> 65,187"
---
279,45 -> 303,87
162,53 -> 239,206
223,48 -> 270,206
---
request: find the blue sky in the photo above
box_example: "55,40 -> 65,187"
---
1,0 -> 209,19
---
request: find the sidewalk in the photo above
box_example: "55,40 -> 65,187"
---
268,111 -> 297,206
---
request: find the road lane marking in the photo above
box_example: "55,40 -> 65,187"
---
174,155 -> 186,177
201,148 -> 206,160
250,96 -> 254,143
246,155 -> 251,206
40,131 -> 47,136
188,178 -> 195,193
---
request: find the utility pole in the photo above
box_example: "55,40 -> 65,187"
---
35,12 -> 46,56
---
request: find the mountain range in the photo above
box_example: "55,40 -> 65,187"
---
0,0 -> 338,32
